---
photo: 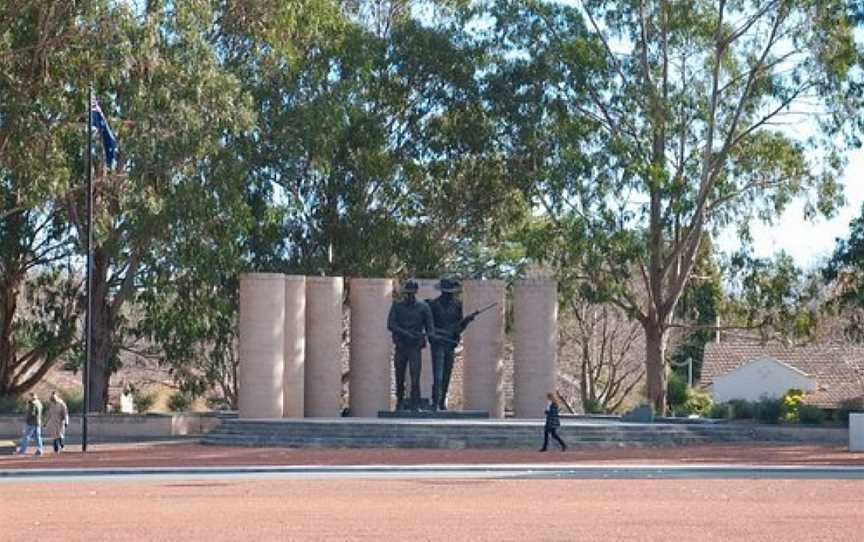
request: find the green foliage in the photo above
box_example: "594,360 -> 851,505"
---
834,398 -> 864,425
59,390 -> 83,414
167,392 -> 192,413
726,254 -> 820,342
797,405 -> 827,425
781,389 -> 806,423
0,395 -> 25,414
133,391 -> 156,414
755,397 -> 783,424
708,403 -> 732,420
205,395 -> 231,411
666,371 -> 688,409
728,399 -> 756,420
825,203 -> 864,344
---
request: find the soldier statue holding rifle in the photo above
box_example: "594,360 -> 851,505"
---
426,278 -> 497,411
387,280 -> 435,410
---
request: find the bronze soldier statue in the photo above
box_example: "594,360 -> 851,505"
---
387,280 -> 435,410
426,278 -> 472,411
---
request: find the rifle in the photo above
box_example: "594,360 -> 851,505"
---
462,302 -> 499,325
429,302 -> 499,345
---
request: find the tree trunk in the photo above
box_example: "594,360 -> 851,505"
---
87,328 -> 112,411
644,320 -> 667,414
0,282 -> 18,395
86,250 -> 113,412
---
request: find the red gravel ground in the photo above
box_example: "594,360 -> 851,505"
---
2,478 -> 864,541
2,442 -> 864,469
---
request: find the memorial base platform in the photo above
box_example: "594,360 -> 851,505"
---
200,418 -> 806,449
377,410 -> 489,419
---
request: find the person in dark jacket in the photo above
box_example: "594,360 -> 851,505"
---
15,392 -> 44,456
539,392 -> 567,452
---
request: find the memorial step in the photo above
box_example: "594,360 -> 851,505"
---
201,418 -> 765,449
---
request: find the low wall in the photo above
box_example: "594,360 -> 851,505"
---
0,413 -> 225,441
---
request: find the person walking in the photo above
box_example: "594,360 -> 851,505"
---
44,391 -> 70,454
539,392 -> 567,452
16,392 -> 44,457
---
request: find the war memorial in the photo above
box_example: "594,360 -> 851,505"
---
217,274 -> 559,447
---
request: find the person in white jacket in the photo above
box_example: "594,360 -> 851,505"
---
44,391 -> 69,454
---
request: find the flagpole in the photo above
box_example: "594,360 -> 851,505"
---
83,86 -> 93,453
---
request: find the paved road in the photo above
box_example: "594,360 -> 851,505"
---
4,463 -> 864,483
2,477 -> 863,541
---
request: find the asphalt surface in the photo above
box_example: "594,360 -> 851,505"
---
4,464 -> 864,483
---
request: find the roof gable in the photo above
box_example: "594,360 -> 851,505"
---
701,342 -> 864,408
716,356 -> 811,380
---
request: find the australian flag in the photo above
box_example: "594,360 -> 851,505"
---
90,97 -> 118,168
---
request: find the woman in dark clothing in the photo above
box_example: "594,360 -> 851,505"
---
540,392 -> 567,452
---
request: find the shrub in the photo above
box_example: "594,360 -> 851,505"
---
581,398 -> 605,414
728,399 -> 755,419
206,395 -> 231,411
834,398 -> 864,426
709,403 -> 732,419
754,397 -> 783,424
797,404 -> 826,425
0,395 -> 25,414
60,390 -> 84,414
133,391 -> 157,413
167,391 -> 192,412
781,388 -> 805,423
682,388 -> 713,417
667,371 -> 688,408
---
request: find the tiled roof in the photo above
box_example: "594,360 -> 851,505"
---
701,342 -> 864,409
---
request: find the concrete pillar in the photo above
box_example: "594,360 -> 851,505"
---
304,276 -> 344,417
283,275 -> 306,418
349,278 -> 394,417
238,273 -> 285,419
416,279 -> 439,401
462,280 -> 506,417
513,279 -> 558,418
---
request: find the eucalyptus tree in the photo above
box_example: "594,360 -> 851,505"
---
485,0 -> 863,411
0,1 -> 87,396
221,0 -> 522,279
66,0 -> 253,410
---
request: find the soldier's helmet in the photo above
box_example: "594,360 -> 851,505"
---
401,280 -> 419,293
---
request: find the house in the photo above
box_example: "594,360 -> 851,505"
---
700,342 -> 864,409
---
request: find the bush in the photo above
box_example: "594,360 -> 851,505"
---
167,391 -> 192,412
133,391 -> 157,413
797,404 -> 826,425
709,402 -> 732,419
754,397 -> 783,424
834,398 -> 864,426
0,395 -> 25,414
728,399 -> 755,419
781,388 -> 805,423
667,371 -> 688,408
60,389 -> 84,414
205,395 -> 231,411
683,387 -> 713,417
